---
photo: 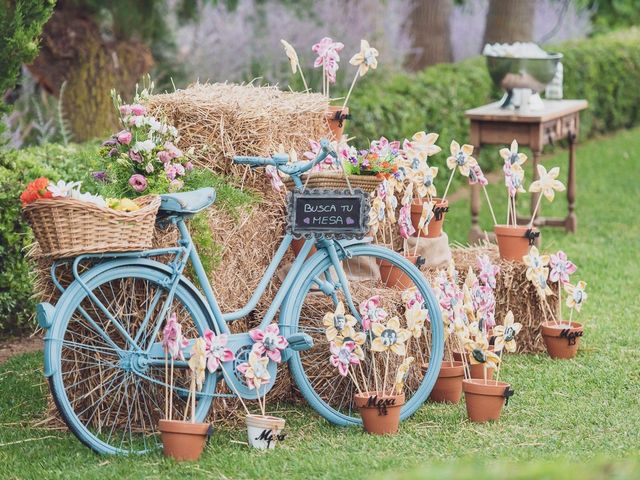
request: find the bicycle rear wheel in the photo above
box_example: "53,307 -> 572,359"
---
286,243 -> 444,426
48,265 -> 217,455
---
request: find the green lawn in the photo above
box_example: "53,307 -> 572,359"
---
1,127 -> 640,479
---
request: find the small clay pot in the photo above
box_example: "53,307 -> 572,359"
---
462,379 -> 512,423
410,198 -> 449,238
541,321 -> 584,359
245,414 -> 286,450
158,419 -> 210,461
354,391 -> 405,435
378,254 -> 422,289
452,351 -> 496,380
494,225 -> 539,262
291,238 -> 317,258
425,361 -> 464,403
325,106 -> 349,140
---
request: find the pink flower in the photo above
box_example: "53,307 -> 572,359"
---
185,161 -> 194,171
265,165 -> 284,192
329,341 -> 359,376
157,150 -> 171,164
116,130 -> 132,145
358,295 -> 387,331
129,174 -> 147,192
398,204 -> 415,239
303,140 -> 321,161
312,37 -> 344,67
549,250 -> 577,284
248,323 -> 288,363
203,329 -> 235,372
162,314 -> 188,360
477,254 -> 500,289
131,104 -> 146,116
468,163 -> 488,186
119,104 -> 132,116
129,150 -> 142,163
164,142 -> 183,159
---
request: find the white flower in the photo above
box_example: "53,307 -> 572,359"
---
70,190 -> 107,208
47,180 -> 81,198
168,126 -> 179,139
132,140 -> 156,153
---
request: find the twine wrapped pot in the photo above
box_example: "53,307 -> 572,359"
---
23,196 -> 161,259
285,173 -> 381,193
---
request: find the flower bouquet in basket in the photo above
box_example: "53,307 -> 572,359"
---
323,296 -> 428,435
523,247 -> 588,359
280,37 -> 379,140
20,177 -> 160,259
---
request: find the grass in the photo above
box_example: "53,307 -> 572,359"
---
1,127 -> 640,479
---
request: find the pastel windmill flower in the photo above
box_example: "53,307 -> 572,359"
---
523,246 -> 550,275
237,351 -> 271,390
188,337 -> 208,391
443,140 -> 477,201
477,254 -> 500,289
162,313 -> 188,360
394,356 -> 415,394
323,301 -> 358,343
531,267 -> 553,298
468,162 -> 498,225
265,165 -> 284,192
358,295 -> 388,331
411,131 -> 441,161
371,316 -> 411,355
329,340 -> 360,377
528,165 -> 566,226
402,287 -> 424,311
398,204 -> 415,239
203,329 -> 235,373
565,281 -> 588,312
492,311 -> 522,353
549,250 -> 577,284
465,336 -> 501,381
342,39 -> 379,110
280,39 -> 308,90
405,307 -> 428,339
413,165 -> 439,199
333,329 -> 367,361
248,324 -> 289,363
499,139 -> 527,167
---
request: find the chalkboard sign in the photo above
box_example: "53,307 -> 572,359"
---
286,188 -> 370,240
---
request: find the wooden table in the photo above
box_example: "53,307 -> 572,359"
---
465,99 -> 588,243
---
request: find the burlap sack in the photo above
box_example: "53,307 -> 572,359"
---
406,232 -> 452,269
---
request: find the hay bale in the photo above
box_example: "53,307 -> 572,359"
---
145,82 -> 330,193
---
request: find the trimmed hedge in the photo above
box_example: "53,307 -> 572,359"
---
349,27 -> 640,148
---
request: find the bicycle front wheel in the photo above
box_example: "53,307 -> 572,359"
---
286,243 -> 444,426
48,265 -> 217,455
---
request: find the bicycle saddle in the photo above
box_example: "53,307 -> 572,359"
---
159,187 -> 216,214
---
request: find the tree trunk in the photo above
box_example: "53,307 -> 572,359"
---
27,4 -> 153,142
406,0 -> 453,71
483,0 -> 535,45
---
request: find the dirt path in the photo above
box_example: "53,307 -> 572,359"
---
0,336 -> 43,365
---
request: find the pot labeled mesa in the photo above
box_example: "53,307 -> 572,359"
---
426,361 -> 464,404
494,225 -> 539,262
378,254 -> 424,289
541,321 -> 583,359
158,419 -> 210,461
410,198 -> 449,239
462,379 -> 513,423
326,106 -> 350,140
245,414 -> 286,450
354,391 -> 405,435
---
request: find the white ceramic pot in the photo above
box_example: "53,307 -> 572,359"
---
245,414 -> 286,450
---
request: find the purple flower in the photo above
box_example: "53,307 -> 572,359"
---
164,142 -> 183,159
185,161 -> 194,171
102,138 -> 117,148
157,150 -> 171,164
129,174 -> 148,192
116,130 -> 132,145
129,150 -> 142,163
108,148 -> 118,157
92,171 -> 107,182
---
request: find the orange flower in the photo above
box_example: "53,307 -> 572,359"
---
20,177 -> 52,206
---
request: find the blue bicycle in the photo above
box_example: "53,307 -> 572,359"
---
38,141 -> 444,455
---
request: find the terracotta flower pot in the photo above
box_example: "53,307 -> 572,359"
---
354,391 -> 405,435
245,414 -> 286,450
462,379 -> 513,423
291,238 -> 317,258
494,225 -> 540,262
452,351 -> 496,380
541,321 -> 584,359
378,254 -> 423,289
410,198 -> 449,239
325,106 -> 349,140
158,419 -> 210,461
425,361 -> 465,403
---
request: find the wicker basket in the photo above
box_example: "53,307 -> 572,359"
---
284,173 -> 381,192
23,196 -> 161,259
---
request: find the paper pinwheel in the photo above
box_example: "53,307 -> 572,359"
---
188,337 -> 208,391
446,141 -> 477,177
529,165 -> 565,202
358,295 -> 388,331
394,356 -> 415,394
565,281 -> 588,312
465,337 -> 501,370
280,39 -> 300,74
248,323 -> 289,363
523,246 -> 550,273
499,139 -> 527,167
371,317 -> 411,355
237,351 -> 271,390
398,204 -> 415,239
329,340 -> 360,377
203,329 -> 235,373
477,254 -> 500,289
413,165 -> 439,198
549,250 -> 577,284
162,313 -> 188,360
405,307 -> 428,339
492,311 -> 522,353
402,287 -> 424,311
323,301 -> 358,342
349,39 -> 379,77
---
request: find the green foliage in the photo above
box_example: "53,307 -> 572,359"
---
577,0 -> 640,34
0,143 -> 100,334
0,0 -> 55,134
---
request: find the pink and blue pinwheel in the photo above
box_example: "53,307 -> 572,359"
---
162,313 -> 188,360
549,250 -> 577,284
265,165 -> 284,192
477,254 -> 500,289
248,323 -> 289,363
203,329 -> 235,373
398,204 -> 415,239
312,37 -> 344,84
402,287 -> 424,311
329,340 -> 360,376
358,295 -> 388,331
468,162 -> 488,186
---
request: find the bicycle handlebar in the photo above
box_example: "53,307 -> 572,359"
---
232,139 -> 336,177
